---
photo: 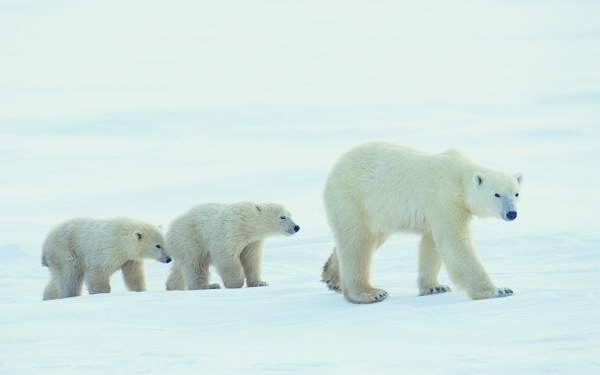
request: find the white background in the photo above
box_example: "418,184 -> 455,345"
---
1,2 -> 599,374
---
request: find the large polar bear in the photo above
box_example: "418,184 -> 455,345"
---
42,217 -> 171,300
322,141 -> 523,304
166,202 -> 300,291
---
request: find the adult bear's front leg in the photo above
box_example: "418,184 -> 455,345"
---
433,227 -> 511,300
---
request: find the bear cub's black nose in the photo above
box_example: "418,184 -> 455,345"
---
166,257 -> 172,263
507,211 -> 517,220
294,225 -> 300,233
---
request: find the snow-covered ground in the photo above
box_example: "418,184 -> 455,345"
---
1,2 -> 599,374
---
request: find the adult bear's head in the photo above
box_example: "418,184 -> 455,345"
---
468,171 -> 523,222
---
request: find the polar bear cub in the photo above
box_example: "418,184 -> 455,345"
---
166,202 -> 300,290
322,141 -> 523,303
42,217 -> 171,300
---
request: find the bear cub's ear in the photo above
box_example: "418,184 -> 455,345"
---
135,231 -> 143,240
473,172 -> 484,186
514,172 -> 523,185
253,204 -> 264,214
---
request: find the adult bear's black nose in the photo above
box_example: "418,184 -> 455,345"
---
294,225 -> 300,233
506,211 -> 517,220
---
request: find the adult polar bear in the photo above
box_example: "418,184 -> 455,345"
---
322,141 -> 523,304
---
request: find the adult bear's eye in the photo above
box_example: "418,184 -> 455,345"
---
156,244 -> 162,249
515,193 -> 519,197
494,193 -> 500,198
280,215 -> 286,220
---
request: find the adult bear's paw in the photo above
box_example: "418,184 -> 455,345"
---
419,285 -> 452,296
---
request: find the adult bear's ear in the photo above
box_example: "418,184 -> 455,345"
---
135,231 -> 143,240
253,204 -> 264,214
514,172 -> 523,185
473,172 -> 484,186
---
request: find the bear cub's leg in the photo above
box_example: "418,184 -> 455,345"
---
240,241 -> 269,287
417,233 -> 452,296
121,260 -> 147,292
43,271 -> 61,300
85,266 -> 111,294
56,262 -> 85,298
213,253 -> 245,289
179,256 -> 221,290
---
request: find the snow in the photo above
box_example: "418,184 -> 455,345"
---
1,2 -> 599,374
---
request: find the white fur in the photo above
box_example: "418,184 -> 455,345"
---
165,202 -> 299,290
322,141 -> 523,303
42,217 -> 170,300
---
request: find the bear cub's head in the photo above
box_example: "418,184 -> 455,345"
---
134,225 -> 172,263
470,172 -> 523,222
253,203 -> 300,236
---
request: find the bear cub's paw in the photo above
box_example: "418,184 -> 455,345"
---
346,288 -> 388,304
486,288 -> 513,298
250,281 -> 269,287
419,285 -> 452,296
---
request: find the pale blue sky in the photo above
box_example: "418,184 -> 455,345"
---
1,1 -> 598,246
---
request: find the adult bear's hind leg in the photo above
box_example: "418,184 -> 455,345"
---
322,247 -> 341,293
337,232 -> 388,304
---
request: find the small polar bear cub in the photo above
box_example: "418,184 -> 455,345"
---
42,217 -> 171,300
322,141 -> 523,304
166,202 -> 300,291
